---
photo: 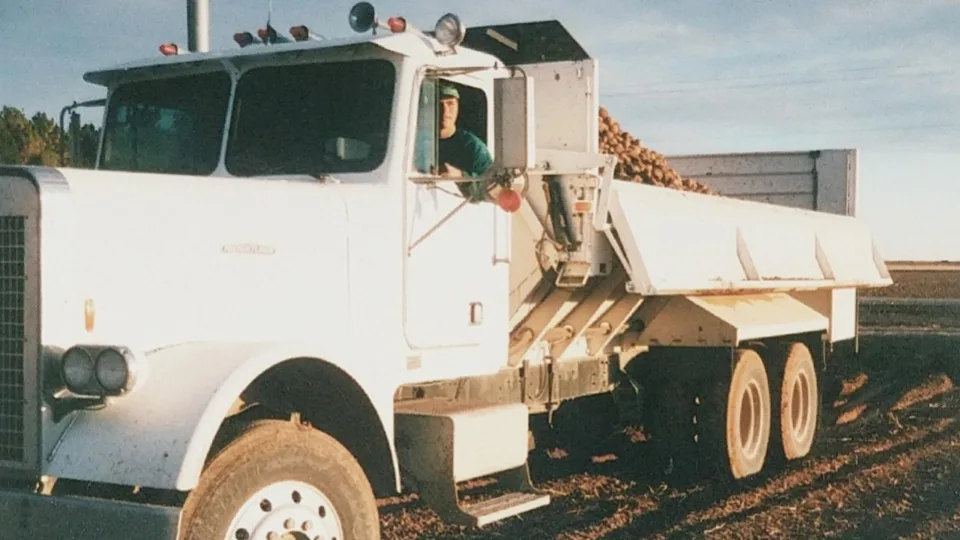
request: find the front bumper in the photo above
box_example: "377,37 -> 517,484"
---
0,488 -> 181,540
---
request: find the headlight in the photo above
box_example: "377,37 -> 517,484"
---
61,347 -> 95,391
60,345 -> 144,397
434,13 -> 465,47
96,348 -> 133,394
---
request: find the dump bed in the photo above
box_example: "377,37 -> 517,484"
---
606,177 -> 888,296
666,150 -> 858,217
463,19 -> 890,363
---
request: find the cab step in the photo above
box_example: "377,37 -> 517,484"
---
394,399 -> 550,527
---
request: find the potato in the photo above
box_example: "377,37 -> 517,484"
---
598,106 -> 717,195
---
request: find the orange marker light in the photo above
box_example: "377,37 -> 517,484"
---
159,43 -> 179,56
497,189 -> 522,213
234,31 -> 255,47
573,200 -> 593,213
290,25 -> 310,41
387,16 -> 407,33
84,299 -> 95,333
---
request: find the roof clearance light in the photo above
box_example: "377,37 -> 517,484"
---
234,31 -> 256,47
290,25 -> 311,41
387,16 -> 407,33
159,43 -> 180,56
257,25 -> 292,44
434,13 -> 465,47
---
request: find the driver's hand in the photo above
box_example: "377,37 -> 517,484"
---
442,163 -> 463,178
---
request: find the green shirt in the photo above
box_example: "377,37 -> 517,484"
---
439,128 -> 492,178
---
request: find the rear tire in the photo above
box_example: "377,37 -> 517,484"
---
772,342 -> 820,461
180,418 -> 381,540
701,348 -> 771,480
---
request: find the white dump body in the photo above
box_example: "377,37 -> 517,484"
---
501,44 -> 890,364
606,178 -> 889,296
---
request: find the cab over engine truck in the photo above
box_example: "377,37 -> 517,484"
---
0,4 -> 891,539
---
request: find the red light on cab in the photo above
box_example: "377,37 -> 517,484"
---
159,43 -> 179,56
387,16 -> 407,33
290,25 -> 310,41
234,32 -> 254,47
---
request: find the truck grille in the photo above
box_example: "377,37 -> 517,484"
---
0,216 -> 25,463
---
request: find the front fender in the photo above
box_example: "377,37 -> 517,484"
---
45,341 -> 398,492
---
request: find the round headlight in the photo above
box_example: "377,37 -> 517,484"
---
96,348 -> 130,393
434,13 -> 465,47
61,348 -> 95,391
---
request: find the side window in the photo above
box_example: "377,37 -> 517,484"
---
410,77 -> 490,179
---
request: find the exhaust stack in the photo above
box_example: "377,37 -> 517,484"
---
187,0 -> 210,52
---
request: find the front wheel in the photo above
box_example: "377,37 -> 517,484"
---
180,418 -> 381,540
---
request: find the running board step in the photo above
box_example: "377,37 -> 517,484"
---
394,400 -> 550,527
460,479 -> 551,527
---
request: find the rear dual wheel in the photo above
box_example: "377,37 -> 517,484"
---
701,342 -> 820,480
770,342 -> 820,462
701,348 -> 771,479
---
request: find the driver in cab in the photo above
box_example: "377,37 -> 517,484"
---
437,84 -> 492,182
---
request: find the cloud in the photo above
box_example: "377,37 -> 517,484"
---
578,0 -> 960,154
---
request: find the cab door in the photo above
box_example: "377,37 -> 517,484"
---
402,74 -> 509,363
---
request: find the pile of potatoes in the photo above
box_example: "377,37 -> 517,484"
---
599,106 -> 717,195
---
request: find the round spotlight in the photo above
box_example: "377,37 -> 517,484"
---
434,13 -> 465,47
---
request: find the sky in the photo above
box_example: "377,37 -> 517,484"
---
1,0 -> 958,260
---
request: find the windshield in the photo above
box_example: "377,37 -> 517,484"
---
99,71 -> 231,175
225,59 -> 395,176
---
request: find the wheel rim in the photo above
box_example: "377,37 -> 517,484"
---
737,379 -> 765,460
225,480 -> 344,540
789,370 -> 813,441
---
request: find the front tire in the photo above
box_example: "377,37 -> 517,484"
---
180,418 -> 381,540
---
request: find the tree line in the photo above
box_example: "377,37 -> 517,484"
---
0,106 -> 101,168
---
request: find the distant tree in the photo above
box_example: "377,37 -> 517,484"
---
0,106 -> 35,165
28,112 -> 62,166
0,105 -> 101,168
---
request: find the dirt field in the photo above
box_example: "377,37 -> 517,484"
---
378,263 -> 960,539
862,264 -> 960,300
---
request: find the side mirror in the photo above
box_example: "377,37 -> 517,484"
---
493,75 -> 535,171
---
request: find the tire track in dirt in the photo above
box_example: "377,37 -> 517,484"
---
380,375 -> 960,539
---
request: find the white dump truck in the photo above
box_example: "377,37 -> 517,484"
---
0,3 -> 891,539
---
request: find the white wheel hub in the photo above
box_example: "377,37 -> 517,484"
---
225,480 -> 345,540
737,379 -> 766,461
789,371 -> 813,440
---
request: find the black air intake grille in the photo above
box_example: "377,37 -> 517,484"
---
0,216 -> 26,462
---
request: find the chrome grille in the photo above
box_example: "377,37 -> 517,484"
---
0,216 -> 25,463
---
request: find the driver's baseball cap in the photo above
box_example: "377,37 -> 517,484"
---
439,84 -> 460,100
